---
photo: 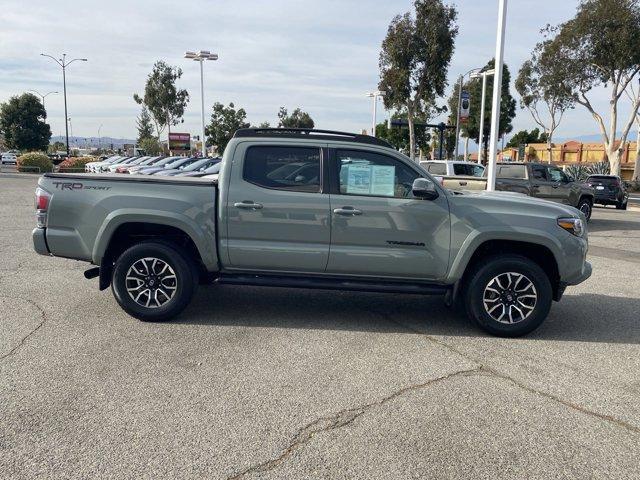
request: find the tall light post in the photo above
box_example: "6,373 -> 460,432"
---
41,53 -> 87,157
454,68 -> 481,160
185,50 -> 218,156
98,124 -> 103,150
366,90 -> 386,137
27,90 -> 58,111
486,0 -> 508,192
469,69 -> 495,164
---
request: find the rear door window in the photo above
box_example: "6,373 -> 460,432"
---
426,163 -> 447,175
243,146 -> 321,193
453,164 -> 485,177
496,165 -> 527,179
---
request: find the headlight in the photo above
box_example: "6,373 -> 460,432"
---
558,217 -> 584,237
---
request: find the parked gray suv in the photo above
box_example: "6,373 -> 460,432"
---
32,128 -> 592,337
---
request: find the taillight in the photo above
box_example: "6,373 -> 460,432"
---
35,187 -> 51,228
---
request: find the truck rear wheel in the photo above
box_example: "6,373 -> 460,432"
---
464,254 -> 552,337
111,241 -> 196,322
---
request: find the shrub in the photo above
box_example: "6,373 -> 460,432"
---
587,161 -> 610,176
58,156 -> 96,172
17,152 -> 53,173
564,164 -> 590,182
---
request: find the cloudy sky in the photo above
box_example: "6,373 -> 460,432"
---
0,0 -> 634,143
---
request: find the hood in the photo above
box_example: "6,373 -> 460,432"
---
449,189 -> 582,219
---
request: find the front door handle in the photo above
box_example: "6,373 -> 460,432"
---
333,206 -> 362,216
234,201 -> 263,210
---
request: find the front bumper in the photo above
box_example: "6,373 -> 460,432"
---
32,228 -> 50,256
566,260 -> 592,286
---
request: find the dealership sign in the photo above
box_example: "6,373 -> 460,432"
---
169,132 -> 191,152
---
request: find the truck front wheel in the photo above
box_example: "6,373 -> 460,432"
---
111,241 -> 196,322
464,255 -> 552,337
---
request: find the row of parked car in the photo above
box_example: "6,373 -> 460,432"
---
84,155 -> 222,179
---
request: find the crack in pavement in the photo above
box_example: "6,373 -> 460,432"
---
226,366 -> 482,480
383,315 -> 640,436
0,296 -> 47,361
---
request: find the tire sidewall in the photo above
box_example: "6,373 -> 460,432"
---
578,198 -> 592,221
112,242 -> 195,322
466,256 -> 552,337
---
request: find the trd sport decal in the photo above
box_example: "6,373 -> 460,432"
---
52,182 -> 111,191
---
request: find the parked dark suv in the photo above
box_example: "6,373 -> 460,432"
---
586,175 -> 628,210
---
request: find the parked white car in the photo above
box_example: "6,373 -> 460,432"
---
420,160 -> 485,177
85,155 -> 122,172
1,152 -> 18,165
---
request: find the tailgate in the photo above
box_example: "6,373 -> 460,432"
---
441,175 -> 487,191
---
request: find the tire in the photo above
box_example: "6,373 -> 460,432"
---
577,197 -> 592,221
616,200 -> 628,210
464,254 -> 552,337
111,241 -> 196,322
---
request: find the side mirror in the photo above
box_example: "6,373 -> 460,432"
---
412,178 -> 439,200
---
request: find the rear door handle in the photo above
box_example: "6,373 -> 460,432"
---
234,201 -> 263,210
459,181 -> 467,186
333,206 -> 363,216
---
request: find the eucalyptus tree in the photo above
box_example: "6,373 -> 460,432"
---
379,0 -> 458,159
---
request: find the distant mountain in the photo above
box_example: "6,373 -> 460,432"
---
50,135 -> 136,148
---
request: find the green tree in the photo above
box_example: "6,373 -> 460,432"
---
138,137 -> 162,155
515,41 -> 574,162
277,107 -> 314,128
375,113 -> 431,156
133,60 -> 189,139
136,106 -> 155,142
448,59 -> 516,161
379,0 -> 458,159
542,0 -> 640,174
48,141 -> 66,153
205,102 -> 250,154
253,121 -> 271,128
0,93 -> 51,151
506,128 -> 549,148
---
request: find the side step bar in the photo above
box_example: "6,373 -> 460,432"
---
217,273 -> 449,296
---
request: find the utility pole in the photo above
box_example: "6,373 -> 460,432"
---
41,53 -> 87,157
27,90 -> 58,111
185,50 -> 219,156
486,0 -> 508,191
470,69 -> 495,164
366,91 -> 386,137
454,68 -> 481,161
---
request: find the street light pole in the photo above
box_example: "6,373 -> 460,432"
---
185,50 -> 219,156
486,0 -> 508,192
470,69 -> 495,164
454,68 -> 481,161
98,124 -> 103,150
366,91 -> 386,137
41,53 -> 87,158
27,90 -> 58,111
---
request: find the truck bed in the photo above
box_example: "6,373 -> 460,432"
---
35,173 -> 219,271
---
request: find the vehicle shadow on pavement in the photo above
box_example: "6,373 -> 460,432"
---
176,287 -> 640,344
589,209 -> 640,232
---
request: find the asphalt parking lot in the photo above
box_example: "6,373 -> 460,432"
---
1,174 -> 639,479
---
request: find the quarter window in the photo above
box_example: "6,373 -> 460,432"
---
426,163 -> 447,175
243,146 -> 321,193
336,150 -> 419,199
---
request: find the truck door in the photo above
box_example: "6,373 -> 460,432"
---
225,143 -> 331,273
325,148 -> 450,280
545,166 -> 573,204
529,164 -> 557,201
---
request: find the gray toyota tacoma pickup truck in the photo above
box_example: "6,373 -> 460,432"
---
32,128 -> 592,337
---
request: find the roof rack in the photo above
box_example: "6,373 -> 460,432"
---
233,128 -> 393,148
